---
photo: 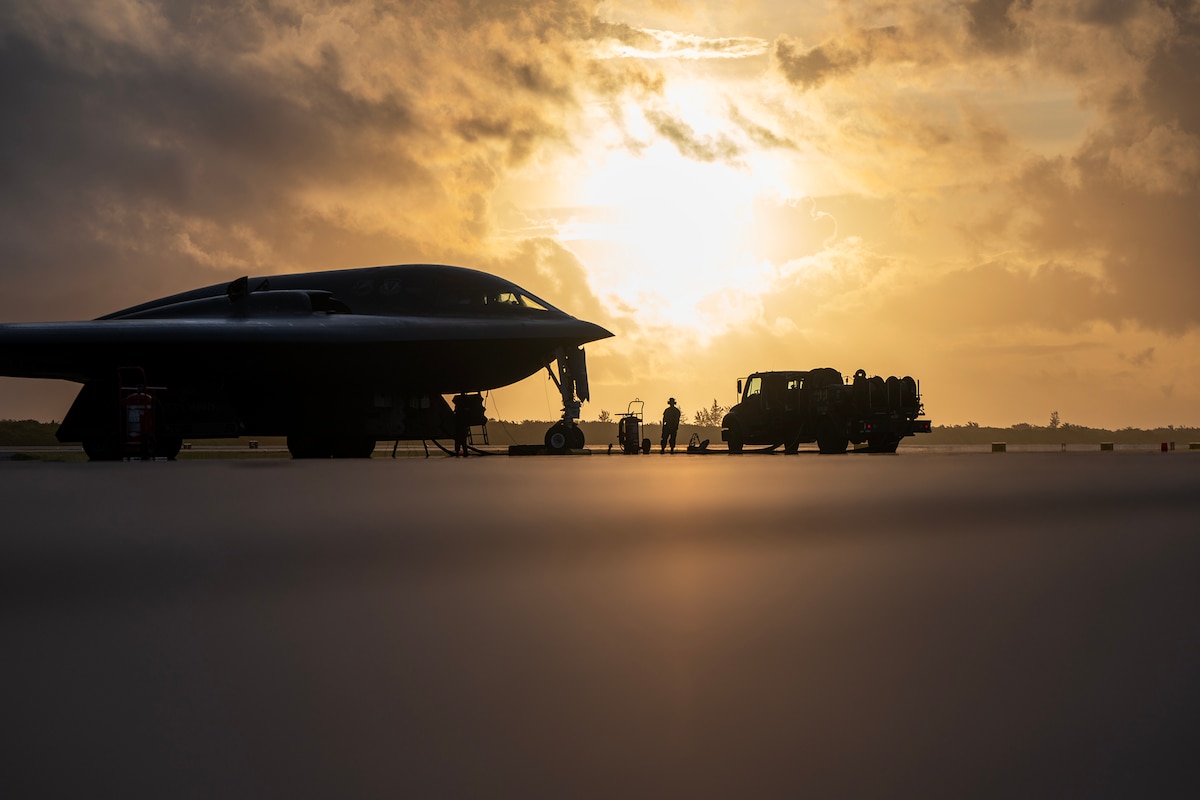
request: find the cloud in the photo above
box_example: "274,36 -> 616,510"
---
0,0 -> 611,320
727,104 -> 798,150
773,27 -> 901,91
1123,347 -> 1156,367
765,0 -> 1200,334
964,0 -> 1029,53
591,24 -> 769,60
643,109 -> 744,163
740,197 -> 838,265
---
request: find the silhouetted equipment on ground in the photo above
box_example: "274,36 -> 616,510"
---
722,368 -> 932,454
617,399 -> 652,455
118,366 -> 162,461
452,393 -> 488,457
0,264 -> 612,460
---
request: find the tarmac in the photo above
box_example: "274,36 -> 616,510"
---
3,450 -> 1199,798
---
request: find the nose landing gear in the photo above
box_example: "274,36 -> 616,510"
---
543,346 -> 590,453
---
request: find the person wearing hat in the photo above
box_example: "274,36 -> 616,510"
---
661,397 -> 681,454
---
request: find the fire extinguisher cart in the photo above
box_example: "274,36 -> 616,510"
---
617,398 -> 652,455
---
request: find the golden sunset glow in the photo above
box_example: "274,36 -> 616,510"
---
2,0 -> 1199,428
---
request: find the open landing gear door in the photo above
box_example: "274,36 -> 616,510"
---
543,346 -> 590,452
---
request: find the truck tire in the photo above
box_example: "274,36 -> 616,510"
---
816,420 -> 848,454
725,422 -> 743,454
866,434 -> 901,453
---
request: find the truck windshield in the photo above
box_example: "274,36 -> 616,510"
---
744,376 -> 762,401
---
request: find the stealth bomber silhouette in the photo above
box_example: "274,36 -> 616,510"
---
0,264 -> 612,459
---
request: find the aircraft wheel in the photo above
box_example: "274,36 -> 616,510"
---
82,436 -> 122,462
332,437 -> 376,458
287,434 -> 331,459
156,435 -> 183,460
567,426 -> 585,450
545,422 -> 570,453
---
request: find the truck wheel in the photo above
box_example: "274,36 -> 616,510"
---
867,435 -> 901,453
725,423 -> 743,454
817,434 -> 848,454
817,421 -> 848,454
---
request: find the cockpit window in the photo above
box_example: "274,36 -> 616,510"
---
374,269 -> 561,315
518,293 -> 550,311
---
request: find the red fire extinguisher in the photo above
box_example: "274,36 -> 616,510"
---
123,390 -> 155,458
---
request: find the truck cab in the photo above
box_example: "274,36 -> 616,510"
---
721,368 -> 844,453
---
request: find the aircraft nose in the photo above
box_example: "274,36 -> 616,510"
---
572,318 -> 614,345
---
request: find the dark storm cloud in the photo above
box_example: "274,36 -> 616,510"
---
0,1 -> 608,320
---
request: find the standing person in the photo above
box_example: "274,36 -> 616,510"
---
661,397 -> 681,454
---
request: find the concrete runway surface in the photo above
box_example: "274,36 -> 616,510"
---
3,451 -> 1199,798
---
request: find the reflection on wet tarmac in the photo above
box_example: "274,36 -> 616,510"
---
4,453 -> 1199,797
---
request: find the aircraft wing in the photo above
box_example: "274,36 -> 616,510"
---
0,313 -> 611,386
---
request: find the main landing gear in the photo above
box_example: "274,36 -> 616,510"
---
543,346 -> 591,454
286,434 -> 376,459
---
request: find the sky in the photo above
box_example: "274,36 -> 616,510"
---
2,0 -> 1198,428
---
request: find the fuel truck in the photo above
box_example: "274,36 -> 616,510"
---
720,368 -> 931,454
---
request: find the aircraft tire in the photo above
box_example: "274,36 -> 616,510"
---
568,426 -> 585,450
331,437 -> 376,458
82,436 -> 123,462
545,422 -> 569,453
156,435 -> 184,460
287,434 -> 331,459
